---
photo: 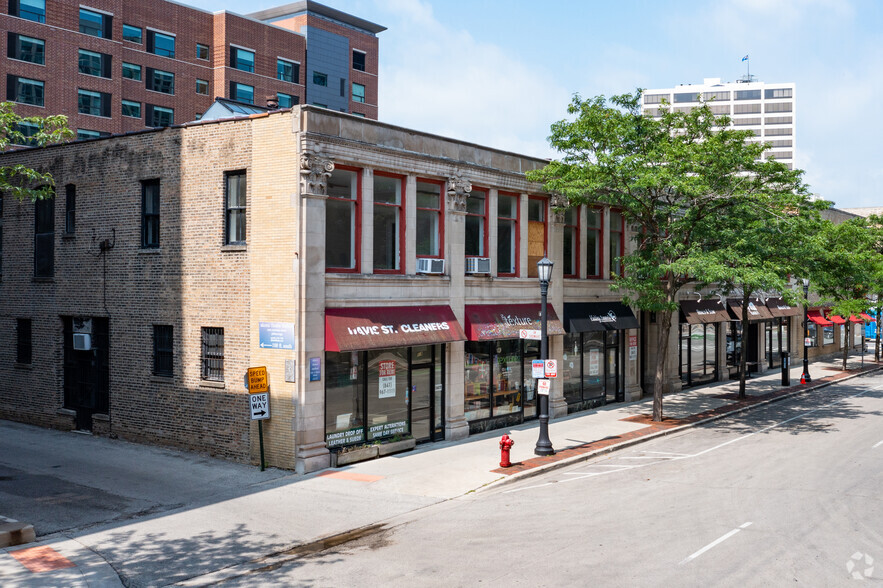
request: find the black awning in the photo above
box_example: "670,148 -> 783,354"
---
564,302 -> 640,333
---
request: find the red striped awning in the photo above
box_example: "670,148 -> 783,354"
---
860,312 -> 876,322
807,309 -> 833,326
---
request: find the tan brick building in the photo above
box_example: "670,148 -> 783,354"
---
2,0 -> 383,140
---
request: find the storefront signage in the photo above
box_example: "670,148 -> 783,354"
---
589,310 -> 618,324
309,357 -> 321,381
747,302 -> 760,316
804,337 -> 813,347
629,335 -> 638,361
249,392 -> 270,420
367,419 -> 408,440
696,309 -> 718,316
589,349 -> 601,376
378,360 -> 396,398
346,322 -> 452,337
326,427 -> 365,448
246,366 -> 269,393
520,329 -> 542,340
544,360 -> 557,378
531,359 -> 545,379
259,322 -> 295,350
538,379 -> 550,395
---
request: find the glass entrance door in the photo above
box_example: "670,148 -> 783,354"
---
605,331 -> 620,403
411,366 -> 432,442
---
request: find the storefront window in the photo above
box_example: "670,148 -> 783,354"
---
366,348 -> 409,440
563,333 -> 582,404
494,340 -> 521,416
682,323 -> 717,386
808,323 -> 818,347
325,351 -> 365,447
855,325 -> 863,347
840,325 -> 846,349
521,339 -> 540,418
584,332 -> 605,398
823,325 -> 835,345
465,342 -> 491,420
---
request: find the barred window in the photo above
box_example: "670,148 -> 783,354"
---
153,325 -> 173,376
201,327 -> 224,381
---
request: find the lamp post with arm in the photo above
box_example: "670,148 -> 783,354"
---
534,256 -> 555,456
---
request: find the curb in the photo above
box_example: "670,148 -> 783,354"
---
0,516 -> 36,548
480,364 -> 883,492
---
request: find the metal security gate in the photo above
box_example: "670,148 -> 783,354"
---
63,317 -> 109,431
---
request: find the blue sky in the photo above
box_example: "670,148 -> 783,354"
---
186,0 -> 881,209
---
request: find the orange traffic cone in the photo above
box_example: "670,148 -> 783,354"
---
800,374 -> 806,385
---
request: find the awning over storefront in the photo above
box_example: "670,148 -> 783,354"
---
564,301 -> 641,332
849,315 -> 864,324
680,300 -> 731,324
463,304 -> 565,341
860,312 -> 876,322
807,309 -> 833,326
325,305 -> 467,352
765,298 -> 802,318
727,299 -> 775,321
827,312 -> 847,325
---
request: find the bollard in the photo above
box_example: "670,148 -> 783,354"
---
781,351 -> 790,386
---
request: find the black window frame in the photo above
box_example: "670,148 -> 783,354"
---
201,327 -> 224,381
78,48 -> 112,78
122,62 -> 142,81
146,67 -> 175,95
77,88 -> 111,117
146,30 -> 176,58
9,0 -> 46,23
313,71 -> 328,87
196,43 -> 209,60
34,195 -> 53,277
7,32 -> 45,65
153,324 -> 174,377
277,92 -> 298,108
144,104 -> 173,128
64,184 -> 75,234
141,179 -> 160,248
6,75 -> 44,107
277,58 -> 298,83
225,171 -> 246,245
16,318 -> 32,364
229,82 -> 254,104
79,8 -> 112,39
352,50 -> 366,72
122,24 -> 142,43
230,46 -> 255,72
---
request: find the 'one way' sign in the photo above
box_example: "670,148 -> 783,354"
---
249,393 -> 270,420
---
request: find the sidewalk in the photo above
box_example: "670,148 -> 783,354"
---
2,354 -> 880,587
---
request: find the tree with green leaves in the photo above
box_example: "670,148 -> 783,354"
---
529,91 -> 808,421
0,101 -> 73,201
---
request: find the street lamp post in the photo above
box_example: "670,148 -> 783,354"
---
534,256 -> 555,456
802,278 -> 812,383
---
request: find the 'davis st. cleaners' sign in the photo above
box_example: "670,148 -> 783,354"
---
346,321 -> 453,337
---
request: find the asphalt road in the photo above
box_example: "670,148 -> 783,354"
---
223,374 -> 883,587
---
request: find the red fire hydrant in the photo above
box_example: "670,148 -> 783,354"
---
499,434 -> 515,468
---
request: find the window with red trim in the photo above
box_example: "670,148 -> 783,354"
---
562,207 -> 579,278
465,187 -> 488,257
373,172 -> 405,273
326,166 -> 360,272
586,207 -> 602,279
527,196 -> 547,278
609,209 -> 624,277
497,192 -> 519,276
416,178 -> 444,258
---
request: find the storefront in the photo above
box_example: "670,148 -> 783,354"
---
726,299 -> 774,375
806,309 -> 833,353
763,298 -> 798,369
324,306 -> 466,448
561,301 -> 638,410
679,300 -> 730,387
462,304 -> 565,434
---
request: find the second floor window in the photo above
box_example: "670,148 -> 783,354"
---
225,171 -> 246,245
78,49 -> 111,78
526,197 -> 546,278
465,188 -> 487,257
34,196 -> 53,277
231,47 -> 254,72
416,179 -> 443,258
79,8 -> 111,39
609,210 -> 624,277
586,207 -> 602,279
201,327 -> 224,381
326,167 -> 360,271
6,75 -> 43,107
277,59 -> 298,83
562,207 -> 578,278
373,173 -> 404,273
8,33 -> 45,64
147,30 -> 176,58
497,192 -> 518,276
141,179 -> 160,248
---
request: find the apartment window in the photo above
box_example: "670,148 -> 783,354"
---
12,122 -> 38,146
313,71 -> 328,87
765,102 -> 792,113
201,327 -> 224,381
416,179 -> 443,258
77,89 -> 110,117
497,192 -> 518,276
10,0 -> 45,23
642,93 -> 667,104
147,30 -> 175,58
733,103 -> 760,114
352,112 -> 365,117
6,75 -> 44,107
352,82 -> 366,103
373,173 -> 404,272
563,207 -> 578,278
325,167 -> 360,271
709,104 -> 730,115
78,49 -> 112,78
465,188 -> 488,257
7,33 -> 44,65
76,129 -> 101,140
767,139 -> 793,148
145,105 -> 173,127
79,8 -> 111,39
352,50 -> 366,72
141,179 -> 159,248
153,325 -> 173,377
277,59 -> 298,83
121,99 -> 141,118
643,108 -> 662,117
735,89 -> 761,100
122,62 -> 142,81
765,151 -> 793,160
765,88 -> 792,99
196,43 -> 209,60
230,82 -> 254,104
225,171 -> 246,245
34,196 -> 53,277
609,209 -> 624,277
673,92 -> 699,103
765,116 -> 792,125
765,128 -> 792,136
64,184 -> 75,234
146,68 -> 174,94
122,24 -> 142,43
196,79 -> 208,95
17,319 -> 32,364
230,46 -> 254,72
313,102 -> 327,108
702,91 -> 730,101
586,207 -> 602,278
527,197 -> 547,278
277,92 -> 297,108
732,117 -> 761,126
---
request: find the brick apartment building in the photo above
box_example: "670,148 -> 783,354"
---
2,0 -> 383,139
0,107 -> 663,472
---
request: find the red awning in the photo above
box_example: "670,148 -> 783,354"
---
827,313 -> 846,325
807,309 -> 833,326
325,305 -> 467,352
849,315 -> 864,324
464,304 -> 565,341
860,312 -> 876,322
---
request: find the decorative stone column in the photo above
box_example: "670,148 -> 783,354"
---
445,174 -> 471,441
548,193 -> 568,418
295,151 -> 334,474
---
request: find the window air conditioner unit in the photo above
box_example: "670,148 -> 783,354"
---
416,258 -> 445,275
73,333 -> 91,351
465,257 -> 491,274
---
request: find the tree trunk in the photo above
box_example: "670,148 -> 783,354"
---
738,291 -> 750,399
653,308 -> 673,422
876,307 -> 881,363
843,322 -> 850,370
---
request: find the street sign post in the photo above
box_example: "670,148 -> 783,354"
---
247,366 -> 269,394
249,392 -> 270,420
245,366 -> 270,471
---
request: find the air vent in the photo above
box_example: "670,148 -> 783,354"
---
465,257 -> 491,274
73,333 -> 91,351
416,258 -> 445,275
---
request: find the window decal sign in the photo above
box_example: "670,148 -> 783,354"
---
378,360 -> 396,398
